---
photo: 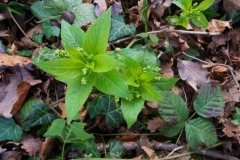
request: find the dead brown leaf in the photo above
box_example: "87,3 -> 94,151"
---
94,0 -> 107,17
20,135 -> 42,157
0,151 -> 22,160
111,0 -> 123,16
222,119 -> 240,143
177,60 -> 209,91
208,19 -> 232,33
146,101 -> 158,109
223,0 -> 240,14
141,146 -> 158,159
39,138 -> 57,160
160,58 -> 174,78
222,86 -> 240,103
147,117 -> 165,133
150,0 -> 171,19
58,102 -> 67,118
0,54 -> 33,67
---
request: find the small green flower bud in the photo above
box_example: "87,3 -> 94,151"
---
81,77 -> 87,85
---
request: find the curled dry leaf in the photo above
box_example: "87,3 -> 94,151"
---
39,138 -> 57,160
20,135 -> 42,157
150,0 -> 172,19
57,102 -> 67,118
111,0 -> 123,16
147,117 -> 165,133
141,146 -> 158,159
177,60 -> 209,91
94,0 -> 107,17
208,19 -> 232,33
222,119 -> 240,143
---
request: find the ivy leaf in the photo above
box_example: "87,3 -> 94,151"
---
121,98 -> 145,128
42,20 -> 60,40
194,0 -> 214,11
158,91 -> 188,136
43,0 -> 66,16
82,7 -> 111,55
20,99 -> 57,130
87,96 -> 105,118
80,138 -> 101,158
61,20 -> 85,48
109,15 -> 136,41
92,54 -> 120,72
0,116 -> 22,142
30,1 -> 51,20
109,139 -> 126,158
32,48 -> 58,62
66,74 -> 96,124
71,122 -> 93,140
185,117 -> 218,149
35,58 -> 85,83
194,84 -> 224,118
191,12 -> 209,28
65,1 -> 96,27
172,0 -> 192,11
95,69 -> 130,98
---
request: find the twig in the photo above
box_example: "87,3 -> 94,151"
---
97,141 -> 239,160
109,29 -> 222,45
182,52 -> 239,85
49,97 -> 65,106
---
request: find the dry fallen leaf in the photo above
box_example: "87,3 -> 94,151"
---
0,151 -> 22,160
222,86 -> 240,103
177,60 -> 209,91
208,19 -> 231,33
0,54 -> 33,67
223,0 -> 240,14
147,117 -> 165,133
222,119 -> 240,143
94,0 -> 107,17
150,0 -> 172,19
57,102 -> 67,118
20,135 -> 42,157
39,138 -> 57,160
141,146 -> 158,159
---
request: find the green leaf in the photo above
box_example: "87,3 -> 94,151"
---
65,1 -> 96,27
66,74 -> 96,124
16,50 -> 33,57
191,12 -> 209,28
185,117 -> 218,149
44,119 -> 65,137
109,139 -> 126,158
194,84 -> 224,118
64,45 -> 84,60
140,83 -> 162,102
43,0 -> 66,16
71,122 -> 93,140
166,15 -> 179,24
121,98 -> 145,128
30,1 -> 51,20
232,108 -> 240,125
95,69 -> 130,98
202,8 -> 220,19
109,15 -> 136,41
172,0 -> 192,11
61,20 -> 85,48
8,2 -> 29,15
177,15 -> 189,28
194,0 -> 214,11
92,54 -> 120,72
42,20 -> 60,40
80,138 -> 101,158
82,7 -> 110,55
141,0 -> 148,23
0,116 -> 22,142
149,34 -> 158,44
158,91 -> 188,136
119,54 -> 142,79
35,58 -> 85,83
87,96 -> 105,118
32,48 -> 58,62
32,32 -> 43,44
139,33 -> 148,38
152,77 -> 179,91
20,99 -> 57,130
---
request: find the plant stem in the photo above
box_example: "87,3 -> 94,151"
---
7,8 -> 39,47
186,112 -> 197,123
37,15 -> 61,23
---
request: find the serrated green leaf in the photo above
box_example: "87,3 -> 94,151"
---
121,98 -> 145,128
194,0 -> 214,11
82,7 -> 110,55
158,91 -> 188,136
42,20 -> 60,40
159,123 -> 186,137
185,117 -> 218,149
44,119 -> 66,137
64,45 -> 84,60
109,139 -> 126,158
149,34 -> 159,44
20,99 -> 57,130
0,116 -> 22,142
32,48 -> 58,62
232,108 -> 240,125
92,54 -> 120,72
65,1 -> 96,27
30,1 -> 51,20
194,84 -> 224,118
43,0 -> 66,16
35,58 -> 85,83
152,77 -> 179,91
191,12 -> 209,28
109,15 -> 136,41
172,0 -> 192,11
66,74 -> 96,124
95,69 -> 130,98
71,122 -> 93,140
61,20 -> 85,48
140,83 -> 162,102
119,54 -> 142,79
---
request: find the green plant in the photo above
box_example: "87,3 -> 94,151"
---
158,83 -> 224,149
167,0 -> 215,28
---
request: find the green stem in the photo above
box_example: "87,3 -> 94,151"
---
37,15 -> 61,23
186,112 -> 197,123
7,7 -> 39,47
62,143 -> 65,159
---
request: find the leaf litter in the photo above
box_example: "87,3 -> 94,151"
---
1,0 -> 240,159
